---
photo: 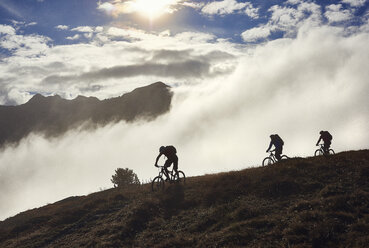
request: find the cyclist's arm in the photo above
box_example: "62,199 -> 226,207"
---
266,141 -> 273,152
316,136 -> 322,146
154,153 -> 163,166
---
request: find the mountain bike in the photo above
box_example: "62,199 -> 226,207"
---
314,143 -> 335,156
151,165 -> 186,191
262,150 -> 289,166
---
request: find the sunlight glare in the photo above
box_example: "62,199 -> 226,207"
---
131,0 -> 177,20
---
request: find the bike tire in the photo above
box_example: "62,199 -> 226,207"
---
314,149 -> 323,157
174,170 -> 186,184
151,176 -> 164,192
262,157 -> 274,166
329,149 -> 335,155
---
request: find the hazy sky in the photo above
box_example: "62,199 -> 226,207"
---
0,0 -> 369,220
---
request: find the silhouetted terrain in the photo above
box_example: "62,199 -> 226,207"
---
1,150 -> 369,247
0,82 -> 172,147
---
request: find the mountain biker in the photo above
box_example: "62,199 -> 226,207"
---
316,130 -> 332,154
266,134 -> 284,161
155,145 -> 178,181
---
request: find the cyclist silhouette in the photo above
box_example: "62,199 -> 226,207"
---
266,134 -> 284,161
155,145 -> 178,181
316,130 -> 332,154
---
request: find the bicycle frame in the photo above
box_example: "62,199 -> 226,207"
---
315,143 -> 334,156
267,150 -> 277,162
317,144 -> 326,154
156,165 -> 177,181
262,150 -> 289,166
152,165 -> 186,191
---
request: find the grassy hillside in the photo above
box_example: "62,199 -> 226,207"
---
1,150 -> 369,247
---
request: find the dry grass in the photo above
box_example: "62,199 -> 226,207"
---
1,150 -> 369,247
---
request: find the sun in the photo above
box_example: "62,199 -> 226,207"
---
130,0 -> 177,20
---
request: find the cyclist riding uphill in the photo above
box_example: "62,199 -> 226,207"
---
266,134 -> 284,161
155,145 -> 178,181
316,130 -> 332,153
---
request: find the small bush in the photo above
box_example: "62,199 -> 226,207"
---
111,168 -> 140,188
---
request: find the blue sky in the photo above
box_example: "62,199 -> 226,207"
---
1,0 -> 368,45
1,0 -> 369,220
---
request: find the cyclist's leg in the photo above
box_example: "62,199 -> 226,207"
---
323,141 -> 331,154
275,146 -> 282,161
173,155 -> 178,173
326,141 -> 331,150
164,159 -> 173,180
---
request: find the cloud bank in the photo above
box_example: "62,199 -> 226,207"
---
0,25 -> 239,105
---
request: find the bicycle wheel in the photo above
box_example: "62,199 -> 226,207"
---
314,149 -> 323,157
262,157 -> 274,166
174,170 -> 186,184
281,155 -> 289,160
329,149 -> 335,155
151,176 -> 164,191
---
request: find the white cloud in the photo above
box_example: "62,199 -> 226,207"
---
325,4 -> 353,23
182,1 -> 204,9
9,20 -> 38,28
71,26 -> 95,33
66,34 -> 80,40
26,22 -> 37,26
202,0 -> 259,18
241,1 -> 322,42
244,3 -> 259,19
269,2 -> 322,31
341,0 -> 367,7
0,25 -> 51,57
55,25 -> 69,30
68,26 -> 104,40
97,2 -> 116,13
95,26 -> 104,33
0,24 -> 16,35
241,25 -> 272,42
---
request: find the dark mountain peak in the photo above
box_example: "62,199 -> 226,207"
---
149,81 -> 169,88
27,93 -> 45,103
0,82 -> 173,147
75,95 -> 88,100
135,81 -> 169,91
26,94 -> 63,105
72,95 -> 99,103
127,82 -> 171,99
50,94 -> 62,100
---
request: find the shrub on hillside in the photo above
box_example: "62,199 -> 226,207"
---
111,168 -> 140,188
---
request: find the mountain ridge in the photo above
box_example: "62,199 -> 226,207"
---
0,149 -> 368,247
0,82 -> 172,147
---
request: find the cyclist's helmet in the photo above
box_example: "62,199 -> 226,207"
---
320,130 -> 324,135
159,146 -> 165,153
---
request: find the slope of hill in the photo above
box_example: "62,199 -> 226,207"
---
1,150 -> 369,247
0,82 -> 172,147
